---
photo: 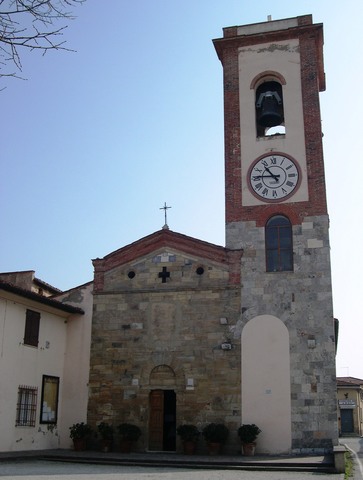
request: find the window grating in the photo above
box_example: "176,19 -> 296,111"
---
16,386 -> 38,427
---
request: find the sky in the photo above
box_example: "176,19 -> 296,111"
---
2,1 -> 362,379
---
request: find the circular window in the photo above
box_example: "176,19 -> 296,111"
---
128,271 -> 136,279
196,267 -> 204,275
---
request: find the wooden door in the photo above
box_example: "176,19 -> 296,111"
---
149,390 -> 164,450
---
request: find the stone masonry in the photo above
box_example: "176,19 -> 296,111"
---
227,215 -> 338,452
88,230 -> 243,453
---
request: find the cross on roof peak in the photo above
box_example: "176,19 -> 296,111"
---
159,202 -> 171,230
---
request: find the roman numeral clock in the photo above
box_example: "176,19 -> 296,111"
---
248,152 -> 301,202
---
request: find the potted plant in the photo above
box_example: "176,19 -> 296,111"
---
237,424 -> 261,456
117,423 -> 141,453
97,421 -> 114,452
176,424 -> 200,455
69,422 -> 92,451
202,423 -> 229,455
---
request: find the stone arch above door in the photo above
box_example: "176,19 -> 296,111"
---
241,315 -> 291,454
150,364 -> 176,387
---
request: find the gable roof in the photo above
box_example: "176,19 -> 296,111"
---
0,280 -> 84,315
92,229 -> 243,292
337,377 -> 363,387
93,229 -> 243,268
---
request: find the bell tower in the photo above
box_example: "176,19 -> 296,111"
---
214,15 -> 338,453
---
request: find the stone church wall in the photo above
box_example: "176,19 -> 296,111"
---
88,254 -> 242,453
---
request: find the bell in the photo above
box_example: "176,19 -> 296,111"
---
256,90 -> 283,128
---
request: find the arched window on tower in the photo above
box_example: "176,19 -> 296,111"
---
265,215 -> 293,272
256,80 -> 285,137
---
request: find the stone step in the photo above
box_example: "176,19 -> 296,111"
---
42,453 -> 336,473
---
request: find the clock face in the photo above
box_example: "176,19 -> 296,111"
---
248,153 -> 301,202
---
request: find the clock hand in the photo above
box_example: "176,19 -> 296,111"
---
264,166 -> 279,182
253,174 -> 280,179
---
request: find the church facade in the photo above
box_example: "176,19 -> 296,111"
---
89,230 -> 243,452
87,15 -> 338,455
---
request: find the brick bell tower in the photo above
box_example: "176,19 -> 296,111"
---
214,15 -> 338,453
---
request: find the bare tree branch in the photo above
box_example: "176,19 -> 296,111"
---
0,0 -> 85,83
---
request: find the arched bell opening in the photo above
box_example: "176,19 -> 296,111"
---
255,80 -> 285,137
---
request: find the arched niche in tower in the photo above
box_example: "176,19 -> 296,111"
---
251,72 -> 286,138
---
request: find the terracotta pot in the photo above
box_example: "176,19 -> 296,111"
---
183,440 -> 197,455
120,439 -> 133,453
208,442 -> 222,455
242,442 -> 256,456
73,438 -> 86,451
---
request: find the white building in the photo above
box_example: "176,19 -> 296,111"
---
0,275 -> 92,451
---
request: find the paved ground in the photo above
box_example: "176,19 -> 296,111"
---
2,440 -> 360,480
340,436 -> 363,480
0,459 -> 345,480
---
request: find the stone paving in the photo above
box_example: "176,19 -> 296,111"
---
0,459 -> 345,480
0,448 -> 345,479
340,437 -> 363,480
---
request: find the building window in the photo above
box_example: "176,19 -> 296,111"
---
40,375 -> 59,424
24,309 -> 40,347
265,215 -> 293,272
16,386 -> 38,427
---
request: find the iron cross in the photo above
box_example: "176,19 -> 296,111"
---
159,202 -> 171,229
